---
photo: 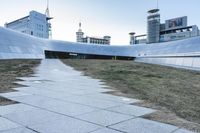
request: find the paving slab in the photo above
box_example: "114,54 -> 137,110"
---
107,104 -> 156,116
13,87 -> 73,99
109,118 -> 178,133
90,128 -> 122,133
9,95 -> 98,116
0,103 -> 37,116
3,108 -> 65,126
86,93 -> 139,104
11,89 -> 123,110
29,117 -> 101,133
0,127 -> 36,133
39,99 -> 98,116
59,95 -> 123,109
0,117 -> 21,132
76,110 -> 134,126
69,89 -> 114,96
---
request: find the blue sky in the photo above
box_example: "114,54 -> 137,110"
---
1,0 -> 200,45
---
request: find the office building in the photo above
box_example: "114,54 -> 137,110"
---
5,10 -> 52,39
160,16 -> 199,42
76,23 -> 111,45
131,9 -> 199,44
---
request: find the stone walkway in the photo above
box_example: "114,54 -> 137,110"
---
0,59 -> 194,133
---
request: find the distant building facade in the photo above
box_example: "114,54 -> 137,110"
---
147,9 -> 160,43
76,23 -> 111,45
130,9 -> 199,45
159,16 -> 199,42
5,11 -> 52,39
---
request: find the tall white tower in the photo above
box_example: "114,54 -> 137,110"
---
76,22 -> 84,43
45,0 -> 52,39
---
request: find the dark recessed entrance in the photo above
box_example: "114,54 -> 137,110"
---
44,50 -> 135,60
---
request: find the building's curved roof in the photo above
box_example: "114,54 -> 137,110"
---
0,26 -> 200,60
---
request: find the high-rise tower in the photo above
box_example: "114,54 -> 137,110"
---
147,9 -> 160,43
76,22 -> 84,43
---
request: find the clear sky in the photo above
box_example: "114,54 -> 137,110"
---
0,0 -> 199,45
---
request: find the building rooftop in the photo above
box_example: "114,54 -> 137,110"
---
148,9 -> 159,14
6,16 -> 29,26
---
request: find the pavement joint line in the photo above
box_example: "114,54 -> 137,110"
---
26,127 -> 40,133
106,127 -> 128,133
106,117 -> 138,128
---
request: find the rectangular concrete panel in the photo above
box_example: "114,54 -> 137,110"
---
29,117 -> 101,133
76,110 -> 134,126
0,117 -> 21,132
110,118 -> 178,133
0,104 -> 37,116
106,104 -> 156,116
57,95 -> 124,109
3,108 -> 65,126
86,93 -> 139,104
9,95 -> 98,116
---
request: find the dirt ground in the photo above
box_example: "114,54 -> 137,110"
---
0,59 -> 41,106
62,59 -> 200,132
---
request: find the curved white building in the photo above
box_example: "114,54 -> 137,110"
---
1,27 -> 200,70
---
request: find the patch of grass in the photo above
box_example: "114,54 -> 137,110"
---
62,59 -> 200,131
0,59 -> 41,105
0,96 -> 18,106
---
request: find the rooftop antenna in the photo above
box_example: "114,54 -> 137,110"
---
45,0 -> 52,39
156,0 -> 159,9
45,0 -> 50,17
78,22 -> 83,32
79,22 -> 81,29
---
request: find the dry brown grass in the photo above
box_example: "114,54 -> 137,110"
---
62,59 -> 200,132
0,59 -> 41,106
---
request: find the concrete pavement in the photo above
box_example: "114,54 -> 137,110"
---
0,59 -> 194,133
